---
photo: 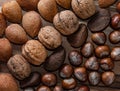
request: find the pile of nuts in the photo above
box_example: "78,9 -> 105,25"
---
0,0 -> 120,91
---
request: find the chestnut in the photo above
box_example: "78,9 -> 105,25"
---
91,32 -> 106,45
53,86 -> 63,91
95,45 -> 110,58
85,56 -> 99,71
111,14 -> 120,29
102,71 -> 115,86
59,64 -> 73,78
20,72 -> 41,88
100,58 -> 114,71
109,30 -> 120,44
88,72 -> 101,86
116,2 -> 120,13
23,88 -> 35,91
62,78 -> 77,90
37,86 -> 51,91
68,50 -> 83,66
111,47 -> 120,61
74,67 -> 87,82
77,85 -> 90,91
41,73 -> 57,87
81,42 -> 94,58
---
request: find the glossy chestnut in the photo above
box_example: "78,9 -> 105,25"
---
68,50 -> 83,66
81,42 -> 94,58
95,45 -> 110,58
77,85 -> 90,91
62,78 -> 77,90
59,64 -> 73,78
100,58 -> 114,71
37,86 -> 51,91
111,47 -> 120,61
117,2 -> 120,13
23,88 -> 35,91
74,67 -> 87,82
109,30 -> 120,44
85,56 -> 99,71
41,73 -> 57,87
111,14 -> 120,29
102,71 -> 115,86
53,86 -> 63,91
91,32 -> 106,45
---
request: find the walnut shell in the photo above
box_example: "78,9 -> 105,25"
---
37,0 -> 58,22
5,24 -> 28,44
16,0 -> 39,11
0,73 -> 19,91
22,40 -> 47,65
53,10 -> 79,35
2,1 -> 22,23
71,0 -> 96,19
0,38 -> 12,62
22,11 -> 42,38
7,54 -> 31,80
0,13 -> 7,37
38,26 -> 62,49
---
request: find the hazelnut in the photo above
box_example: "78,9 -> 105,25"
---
22,40 -> 47,65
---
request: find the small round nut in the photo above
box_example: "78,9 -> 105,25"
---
7,54 -> 31,80
5,24 -> 28,44
0,38 -> 12,62
0,73 -> 19,91
53,10 -> 79,35
22,40 -> 47,65
38,26 -> 62,49
2,1 -> 22,23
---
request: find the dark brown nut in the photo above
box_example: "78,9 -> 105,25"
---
53,10 -> 79,35
0,13 -> 7,37
16,0 -> 39,11
85,56 -> 99,71
109,30 -> 120,44
0,73 -> 19,91
44,46 -> 66,71
68,50 -> 83,66
62,78 -> 77,90
37,0 -> 58,22
23,88 -> 35,91
41,73 -> 57,87
5,24 -> 28,44
102,71 -> 115,86
81,42 -> 94,58
22,40 -> 47,65
111,47 -> 120,61
71,0 -> 96,19
53,86 -> 63,91
100,58 -> 114,71
56,0 -> 71,9
59,64 -> 73,78
67,24 -> 88,48
37,86 -> 51,91
88,9 -> 110,32
95,45 -> 110,58
117,2 -> 120,13
7,54 -> 31,80
98,0 -> 116,8
2,1 -> 22,23
74,67 -> 87,82
111,14 -> 120,29
77,86 -> 90,91
38,26 -> 62,49
88,72 -> 101,86
22,11 -> 42,38
20,72 -> 41,88
91,32 -> 106,45
0,38 -> 12,62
